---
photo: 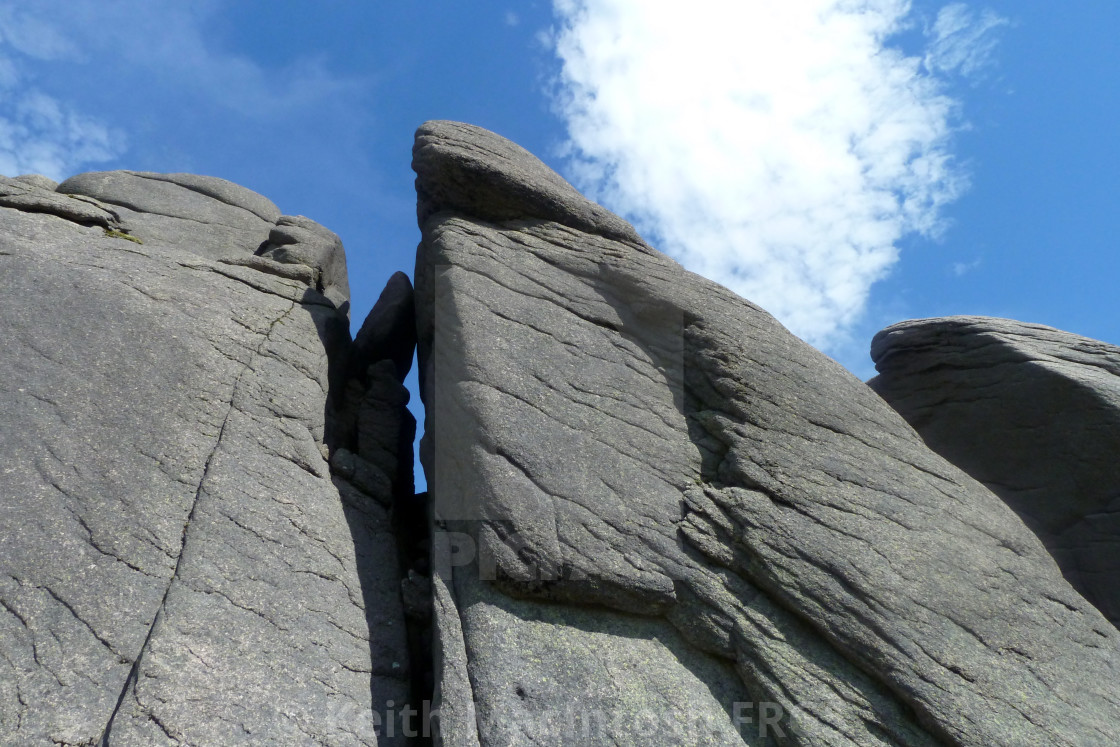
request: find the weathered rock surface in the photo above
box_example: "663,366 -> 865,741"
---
414,122 -> 1120,745
870,316 -> 1120,627
0,173 -> 410,744
6,125 -> 1120,747
413,119 -> 643,245
259,214 -> 353,315
352,271 -> 416,384
57,170 -> 281,261
12,174 -> 60,191
0,174 -> 124,230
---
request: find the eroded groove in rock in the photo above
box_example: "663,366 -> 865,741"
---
413,121 -> 1120,746
870,316 -> 1120,627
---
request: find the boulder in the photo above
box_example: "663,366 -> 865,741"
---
12,174 -> 60,191
0,178 -> 410,744
0,174 -> 123,229
351,271 -> 416,384
57,170 -> 281,261
413,120 -> 643,244
58,170 -> 282,224
6,126 -> 1120,746
870,315 -> 1120,626
414,121 -> 1120,745
258,214 -> 352,317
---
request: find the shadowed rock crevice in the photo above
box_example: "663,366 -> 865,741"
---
328,271 -> 433,743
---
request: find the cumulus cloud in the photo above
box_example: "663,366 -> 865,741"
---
0,3 -> 126,179
549,0 -> 1006,349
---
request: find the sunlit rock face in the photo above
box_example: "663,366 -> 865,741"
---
871,316 -> 1120,628
2,126 -> 1118,747
414,120 -> 1120,746
0,172 -> 412,745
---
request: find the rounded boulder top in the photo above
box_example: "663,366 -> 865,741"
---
57,170 -> 281,226
412,120 -> 649,249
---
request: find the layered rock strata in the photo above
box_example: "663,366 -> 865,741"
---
0,173 -> 413,745
414,121 -> 1120,746
871,316 -> 1120,627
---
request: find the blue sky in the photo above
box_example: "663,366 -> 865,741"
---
2,1 -> 1117,488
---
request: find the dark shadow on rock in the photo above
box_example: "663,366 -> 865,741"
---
304,281 -> 431,744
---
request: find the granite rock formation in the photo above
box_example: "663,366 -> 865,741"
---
414,121 -> 1120,746
2,124 -> 1119,747
0,172 -> 414,745
871,316 -> 1120,628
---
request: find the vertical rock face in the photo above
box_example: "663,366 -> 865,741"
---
0,174 -> 411,744
870,316 -> 1120,626
414,121 -> 1120,746
4,129 -> 1120,747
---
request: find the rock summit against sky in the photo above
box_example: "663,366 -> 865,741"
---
1,123 -> 1118,746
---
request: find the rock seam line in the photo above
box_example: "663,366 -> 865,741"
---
96,300 -> 298,746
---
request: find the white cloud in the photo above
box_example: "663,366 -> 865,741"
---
0,0 -> 367,179
924,3 -> 1009,80
951,257 -> 982,276
25,1 -> 363,119
549,0 -> 1006,350
0,20 -> 123,181
0,88 -> 124,180
506,11 -> 522,27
